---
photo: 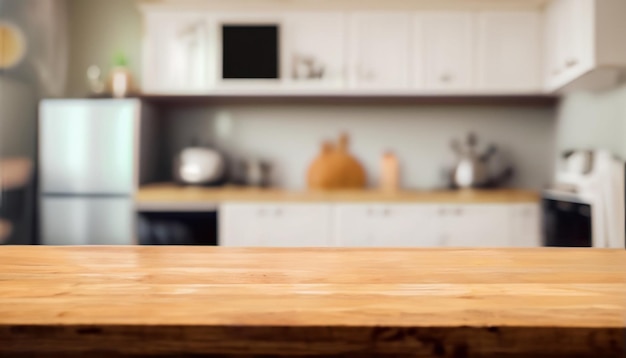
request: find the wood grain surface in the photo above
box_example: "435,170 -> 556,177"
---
1,246 -> 624,357
135,183 -> 540,205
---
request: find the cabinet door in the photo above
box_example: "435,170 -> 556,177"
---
441,205 -> 511,247
559,0 -> 594,82
350,13 -> 411,89
544,0 -> 564,88
143,13 -> 212,93
285,13 -> 346,88
476,12 -> 541,92
423,12 -> 473,91
335,204 -> 441,247
262,204 -> 333,247
509,203 -> 541,247
544,0 -> 595,90
411,15 -> 426,89
219,203 -> 266,246
219,203 -> 332,247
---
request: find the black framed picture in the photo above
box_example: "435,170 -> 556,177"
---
222,24 -> 279,79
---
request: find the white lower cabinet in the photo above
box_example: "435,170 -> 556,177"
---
219,203 -> 333,247
334,204 -> 441,247
438,204 -> 512,247
509,203 -> 542,247
219,202 -> 541,247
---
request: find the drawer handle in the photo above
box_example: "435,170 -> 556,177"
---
358,65 -> 375,81
565,58 -> 578,68
440,73 -> 453,83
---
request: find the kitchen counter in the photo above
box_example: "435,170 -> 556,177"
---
1,246 -> 624,357
136,183 -> 540,210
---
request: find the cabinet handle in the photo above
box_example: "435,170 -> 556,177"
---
383,208 -> 391,217
440,73 -> 453,83
258,208 -> 266,217
438,208 -> 447,216
455,207 -> 463,216
357,65 -> 374,81
274,208 -> 282,217
565,58 -> 578,68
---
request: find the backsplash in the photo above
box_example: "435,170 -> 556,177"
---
163,104 -> 556,190
556,84 -> 626,160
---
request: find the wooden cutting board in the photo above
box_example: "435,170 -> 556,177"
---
307,133 -> 366,189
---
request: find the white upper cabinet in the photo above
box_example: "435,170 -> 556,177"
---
349,13 -> 411,89
140,1 -> 626,94
476,12 -> 542,92
544,0 -> 563,88
422,12 -> 474,91
284,13 -> 346,88
544,0 -> 594,91
142,12 -> 213,94
335,204 -> 441,247
544,0 -> 626,91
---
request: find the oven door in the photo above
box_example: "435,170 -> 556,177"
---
542,198 -> 592,247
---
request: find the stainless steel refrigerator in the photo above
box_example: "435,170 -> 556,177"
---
39,99 -> 141,245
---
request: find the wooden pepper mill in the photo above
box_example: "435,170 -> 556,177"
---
379,151 -> 400,191
307,133 -> 366,189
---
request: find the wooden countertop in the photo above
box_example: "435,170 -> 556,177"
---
1,246 -> 624,357
135,183 -> 540,209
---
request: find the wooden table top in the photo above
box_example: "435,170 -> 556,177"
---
136,183 -> 540,207
1,246 -> 625,357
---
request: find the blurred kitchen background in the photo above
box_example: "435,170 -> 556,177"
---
1,0 -> 624,248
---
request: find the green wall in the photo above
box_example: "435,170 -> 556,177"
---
67,0 -> 142,96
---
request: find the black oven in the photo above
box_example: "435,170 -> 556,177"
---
542,196 -> 592,247
137,211 -> 218,246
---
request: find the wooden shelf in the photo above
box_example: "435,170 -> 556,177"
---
138,93 -> 559,107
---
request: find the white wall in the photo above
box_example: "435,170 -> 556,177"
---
556,85 -> 626,159
165,104 -> 556,190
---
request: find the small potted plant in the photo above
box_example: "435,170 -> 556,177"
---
108,51 -> 135,98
